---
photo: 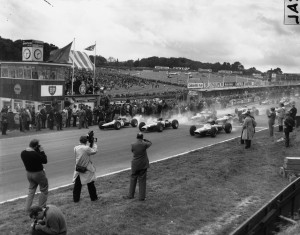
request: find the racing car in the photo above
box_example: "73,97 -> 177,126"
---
138,118 -> 179,132
189,118 -> 232,138
99,116 -> 138,130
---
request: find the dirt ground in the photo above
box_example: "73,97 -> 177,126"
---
0,128 -> 299,235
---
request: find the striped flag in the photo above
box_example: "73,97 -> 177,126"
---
84,44 -> 96,51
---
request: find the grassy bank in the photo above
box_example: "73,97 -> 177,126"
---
0,129 -> 299,235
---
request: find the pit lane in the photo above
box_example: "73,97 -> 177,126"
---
0,108 -> 274,203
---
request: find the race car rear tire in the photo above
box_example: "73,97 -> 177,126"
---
156,123 -> 164,132
131,118 -> 138,127
189,125 -> 196,136
211,127 -> 217,138
224,123 -> 232,133
99,121 -> 105,130
114,121 -> 121,130
172,120 -> 179,129
139,122 -> 145,131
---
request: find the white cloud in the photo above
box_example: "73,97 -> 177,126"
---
1,0 -> 300,72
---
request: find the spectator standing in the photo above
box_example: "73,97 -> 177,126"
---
289,102 -> 297,122
267,107 -> 276,138
241,111 -> 257,149
73,136 -> 98,202
35,109 -> 42,131
277,103 -> 285,132
123,132 -> 152,201
72,105 -> 78,127
66,106 -> 72,127
40,106 -> 47,129
21,139 -> 48,212
29,205 -> 67,235
0,108 -> 8,135
284,112 -> 295,147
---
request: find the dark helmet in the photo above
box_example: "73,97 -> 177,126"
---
137,132 -> 144,139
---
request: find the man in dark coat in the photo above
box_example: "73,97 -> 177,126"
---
123,133 -> 152,201
289,102 -> 297,122
284,112 -> 295,147
0,109 -> 8,135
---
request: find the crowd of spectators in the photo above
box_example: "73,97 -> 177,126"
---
64,68 -> 181,98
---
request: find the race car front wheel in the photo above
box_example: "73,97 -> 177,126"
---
139,122 -> 146,131
189,125 -> 196,136
172,120 -> 179,129
211,127 -> 217,138
131,118 -> 138,127
114,121 -> 121,130
224,123 -> 232,133
99,121 -> 105,130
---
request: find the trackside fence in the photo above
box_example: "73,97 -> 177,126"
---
230,177 -> 300,235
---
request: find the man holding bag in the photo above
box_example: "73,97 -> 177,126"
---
72,135 -> 98,202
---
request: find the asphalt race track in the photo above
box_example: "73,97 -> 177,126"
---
0,109 -> 271,203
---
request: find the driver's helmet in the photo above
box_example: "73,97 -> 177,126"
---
158,117 -> 163,121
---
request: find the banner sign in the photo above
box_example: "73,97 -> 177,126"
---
41,85 -> 63,97
187,83 -> 204,89
203,82 -> 224,89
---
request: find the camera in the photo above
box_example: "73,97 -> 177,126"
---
87,130 -> 97,144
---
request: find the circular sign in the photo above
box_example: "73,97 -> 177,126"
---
23,48 -> 31,59
79,84 -> 86,95
14,84 -> 21,95
34,49 -> 42,60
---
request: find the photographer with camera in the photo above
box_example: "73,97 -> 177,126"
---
73,131 -> 98,202
21,139 -> 49,212
29,205 -> 67,235
123,132 -> 152,201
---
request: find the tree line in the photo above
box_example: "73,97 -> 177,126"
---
0,36 -> 283,75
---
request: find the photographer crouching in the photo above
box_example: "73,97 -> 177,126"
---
73,131 -> 99,202
29,205 -> 67,235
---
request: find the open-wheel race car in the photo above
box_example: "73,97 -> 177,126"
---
99,116 -> 138,130
189,118 -> 232,138
139,118 -> 179,132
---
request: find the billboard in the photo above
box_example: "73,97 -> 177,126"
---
41,85 -> 63,97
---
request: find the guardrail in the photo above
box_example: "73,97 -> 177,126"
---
230,177 -> 300,235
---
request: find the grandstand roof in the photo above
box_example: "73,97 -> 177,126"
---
69,50 -> 94,71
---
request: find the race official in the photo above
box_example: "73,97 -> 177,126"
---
123,133 -> 152,201
21,139 -> 48,212
241,111 -> 257,149
72,136 -> 98,202
267,107 -> 276,138
29,205 -> 67,235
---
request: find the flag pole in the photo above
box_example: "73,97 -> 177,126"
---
93,41 -> 96,94
71,38 -> 75,95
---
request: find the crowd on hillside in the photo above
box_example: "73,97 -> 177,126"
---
64,68 -> 172,96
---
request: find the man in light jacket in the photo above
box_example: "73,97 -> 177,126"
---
72,136 -> 98,202
241,110 -> 257,149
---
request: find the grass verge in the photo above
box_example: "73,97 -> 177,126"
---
0,129 -> 299,235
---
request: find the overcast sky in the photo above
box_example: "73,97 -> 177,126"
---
1,0 -> 300,73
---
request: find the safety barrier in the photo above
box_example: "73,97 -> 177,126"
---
230,177 -> 300,235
